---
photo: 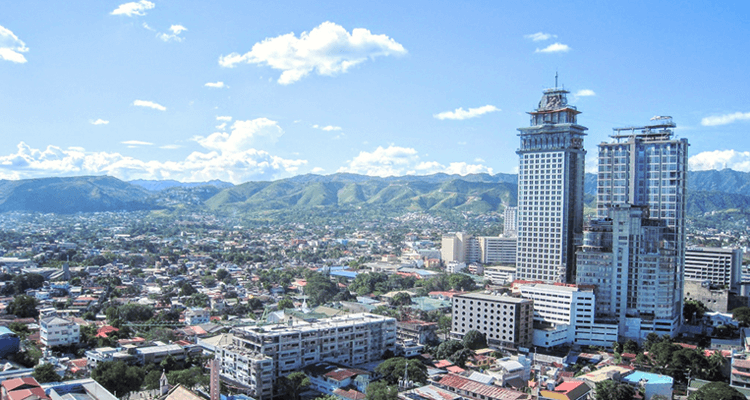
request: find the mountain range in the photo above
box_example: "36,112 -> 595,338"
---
0,169 -> 747,215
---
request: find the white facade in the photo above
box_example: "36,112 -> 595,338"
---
516,282 -> 617,348
186,307 -> 211,325
451,292 -> 533,350
215,313 -> 396,400
40,316 -> 80,348
478,236 -> 517,265
503,206 -> 518,237
484,266 -> 516,285
685,247 -> 743,290
516,88 -> 587,284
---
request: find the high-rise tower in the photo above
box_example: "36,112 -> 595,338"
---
595,117 -> 688,334
516,86 -> 587,284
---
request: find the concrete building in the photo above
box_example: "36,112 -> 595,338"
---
515,282 -> 617,348
478,236 -> 517,265
483,266 -> 516,285
594,117 -> 688,337
441,233 -> 471,264
397,320 -> 438,345
450,292 -> 533,350
503,206 -> 518,237
576,205 -> 680,340
685,247 -> 743,290
40,316 -> 80,348
214,313 -> 396,400
516,85 -> 587,284
185,308 -> 211,325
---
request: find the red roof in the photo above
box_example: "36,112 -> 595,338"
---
735,359 -> 750,369
438,374 -> 528,400
333,389 -> 365,400
552,381 -> 587,394
434,359 -> 454,368
1,377 -> 41,391
324,368 -> 357,382
446,366 -> 465,374
8,388 -> 49,400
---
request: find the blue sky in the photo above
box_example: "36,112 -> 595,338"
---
1,1 -> 749,183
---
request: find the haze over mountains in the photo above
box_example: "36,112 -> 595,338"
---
0,170 -> 746,215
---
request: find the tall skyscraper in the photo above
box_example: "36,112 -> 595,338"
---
580,116 -> 688,339
516,86 -> 587,284
503,206 -> 518,237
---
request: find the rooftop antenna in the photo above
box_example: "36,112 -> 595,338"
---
555,71 -> 558,89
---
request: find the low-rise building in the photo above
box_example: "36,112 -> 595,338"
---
451,292 -> 533,351
40,317 -> 80,348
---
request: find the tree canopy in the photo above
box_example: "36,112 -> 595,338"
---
689,381 -> 745,400
366,381 -> 398,400
462,330 -> 487,350
91,361 -> 145,396
279,371 -> 310,400
374,357 -> 427,385
33,363 -> 60,383
7,294 -> 39,318
595,380 -> 635,400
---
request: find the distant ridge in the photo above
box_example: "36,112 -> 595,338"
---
130,179 -> 234,191
0,169 -> 747,215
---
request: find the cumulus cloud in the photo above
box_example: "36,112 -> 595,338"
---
0,25 -> 29,64
535,43 -> 570,53
701,111 -> 750,126
689,150 -> 750,172
121,140 -> 153,146
194,118 -> 284,154
0,131 -> 306,184
219,21 -> 407,84
205,81 -> 226,88
110,0 -> 155,17
313,124 -> 342,131
434,105 -> 500,120
311,167 -> 325,174
524,32 -> 556,41
338,145 -> 493,177
133,100 -> 166,111
90,119 -> 109,125
575,89 -> 596,97
216,123 -> 227,130
158,25 -> 187,42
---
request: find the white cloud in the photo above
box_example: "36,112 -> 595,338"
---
575,89 -> 596,97
158,25 -> 187,42
205,81 -> 226,88
121,140 -> 153,146
689,150 -> 750,172
474,158 -> 485,163
110,0 -> 155,17
160,144 -> 181,150
311,167 -> 325,174
434,105 -> 500,120
524,32 -> 556,41
90,119 -> 109,125
313,124 -> 342,131
133,100 -> 166,111
194,117 -> 284,154
0,134 -> 306,184
338,145 -> 493,177
701,112 -> 750,126
142,22 -> 155,31
219,21 -> 407,84
216,116 -> 232,121
535,43 -> 570,53
0,25 -> 29,64
216,123 -> 227,130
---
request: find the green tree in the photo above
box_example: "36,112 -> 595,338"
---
304,273 -> 339,306
389,292 -> 412,306
279,371 -> 310,400
447,274 -> 475,291
278,297 -> 295,310
434,340 -> 464,360
374,357 -> 427,385
33,363 -> 60,383
622,339 -> 638,353
7,294 -> 39,318
595,380 -> 635,400
216,269 -> 229,281
366,381 -> 398,400
462,330 -> 487,350
688,381 -> 745,400
684,300 -> 708,324
733,306 -> 750,326
91,361 -> 145,396
8,322 -> 30,340
450,347 -> 475,368
179,282 -> 198,296
185,293 -> 210,307
167,367 -> 208,389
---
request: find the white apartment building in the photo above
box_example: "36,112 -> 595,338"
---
40,316 -> 80,348
503,206 -> 518,237
451,292 -> 533,351
515,282 -> 617,348
516,87 -> 587,284
478,236 -> 517,265
685,247 -> 743,290
215,313 -> 396,400
185,307 -> 211,325
484,266 -> 516,285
